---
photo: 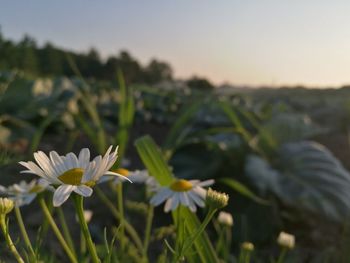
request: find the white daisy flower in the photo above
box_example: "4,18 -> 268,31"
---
19,146 -> 130,207
150,179 -> 214,212
0,179 -> 48,207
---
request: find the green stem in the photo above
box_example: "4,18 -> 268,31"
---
142,205 -> 154,261
238,250 -> 251,263
215,227 -> 225,257
80,230 -> 86,255
73,195 -> 100,263
38,198 -> 53,242
277,248 -> 287,263
173,208 -> 218,262
95,187 -> 143,251
57,207 -> 77,258
0,215 -> 25,263
39,197 -> 78,263
224,227 -> 232,261
116,183 -> 125,251
173,207 -> 184,262
14,206 -> 36,261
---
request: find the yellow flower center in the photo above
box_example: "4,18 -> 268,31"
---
29,185 -> 43,193
170,179 -> 193,192
58,168 -> 84,185
114,168 -> 130,177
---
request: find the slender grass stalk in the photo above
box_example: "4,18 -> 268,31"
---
73,195 -> 100,263
95,187 -> 143,251
224,227 -> 232,261
80,230 -> 87,255
14,206 -> 36,261
142,205 -> 154,261
173,207 -> 184,259
238,249 -> 252,263
37,198 -> 53,242
116,183 -> 125,252
39,197 -> 78,263
215,227 -> 225,256
276,248 -> 287,263
57,207 -> 77,258
0,214 -> 25,263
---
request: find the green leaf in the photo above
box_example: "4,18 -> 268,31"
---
255,112 -> 323,153
245,141 -> 350,222
218,101 -> 253,143
134,135 -> 220,263
163,100 -> 203,150
220,178 -> 269,205
134,135 -> 174,186
30,113 -> 57,152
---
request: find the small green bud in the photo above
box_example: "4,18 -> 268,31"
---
206,188 -> 229,209
0,198 -> 14,215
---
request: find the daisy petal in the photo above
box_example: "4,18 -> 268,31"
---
196,179 -> 215,187
150,188 -> 173,206
192,187 -> 206,199
74,185 -> 93,197
179,192 -> 190,206
53,185 -> 75,207
188,199 -> 197,212
19,194 -> 36,206
34,151 -> 57,177
164,196 -> 174,212
78,148 -> 90,169
104,171 -> 133,183
49,151 -> 66,175
170,194 -> 180,211
65,153 -> 79,169
188,191 -> 205,207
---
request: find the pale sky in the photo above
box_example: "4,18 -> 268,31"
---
1,1 -> 350,87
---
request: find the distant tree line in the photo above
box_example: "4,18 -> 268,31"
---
0,31 -> 174,85
0,29 -> 216,88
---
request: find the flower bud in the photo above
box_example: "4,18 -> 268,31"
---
217,211 -> 233,227
241,242 -> 254,251
277,231 -> 295,249
206,188 -> 229,209
83,210 -> 93,223
0,198 -> 14,215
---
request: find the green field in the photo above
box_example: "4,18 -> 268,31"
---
1,69 -> 350,262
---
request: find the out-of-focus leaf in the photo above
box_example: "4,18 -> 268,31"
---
255,113 -> 324,152
218,101 -> 253,143
245,141 -> 350,222
30,113 -> 57,152
163,100 -> 203,150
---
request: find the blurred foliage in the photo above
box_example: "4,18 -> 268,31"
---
2,40 -> 350,260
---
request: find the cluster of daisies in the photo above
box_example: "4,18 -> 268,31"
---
1,146 -> 216,213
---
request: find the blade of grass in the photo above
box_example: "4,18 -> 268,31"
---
114,69 -> 135,162
220,178 -> 270,205
163,100 -> 203,150
218,101 -> 252,143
